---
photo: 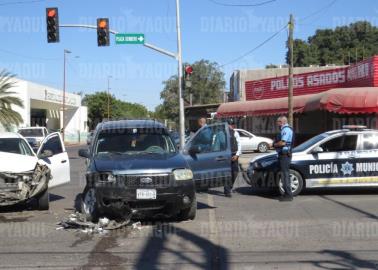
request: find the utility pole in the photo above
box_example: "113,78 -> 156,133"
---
176,0 -> 185,149
62,49 -> 71,141
107,75 -> 112,119
288,14 -> 294,126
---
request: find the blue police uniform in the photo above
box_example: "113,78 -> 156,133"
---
276,124 -> 294,198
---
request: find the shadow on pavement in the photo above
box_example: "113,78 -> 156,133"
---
234,186 -> 279,200
302,187 -> 378,196
49,193 -> 65,202
319,195 -> 378,220
197,201 -> 217,210
135,224 -> 229,270
312,249 -> 378,269
0,192 -> 65,213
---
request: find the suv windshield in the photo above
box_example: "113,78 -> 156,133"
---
95,128 -> 176,156
293,133 -> 328,153
18,129 -> 43,137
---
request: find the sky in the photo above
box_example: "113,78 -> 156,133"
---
0,0 -> 377,110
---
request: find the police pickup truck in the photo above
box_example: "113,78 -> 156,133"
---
247,126 -> 378,195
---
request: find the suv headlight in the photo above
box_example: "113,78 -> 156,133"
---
88,172 -> 116,183
173,169 -> 193,181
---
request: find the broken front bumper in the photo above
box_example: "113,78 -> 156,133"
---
87,174 -> 195,218
0,164 -> 50,207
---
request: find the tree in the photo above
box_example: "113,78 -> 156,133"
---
265,64 -> 279,69
83,91 -> 149,129
289,21 -> 378,67
158,59 -> 226,122
0,70 -> 24,130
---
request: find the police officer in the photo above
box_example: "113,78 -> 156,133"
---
224,119 -> 242,197
273,116 -> 294,201
196,117 -> 212,151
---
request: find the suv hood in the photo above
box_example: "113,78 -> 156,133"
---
93,152 -> 188,174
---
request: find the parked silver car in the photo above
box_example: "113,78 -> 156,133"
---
235,129 -> 273,153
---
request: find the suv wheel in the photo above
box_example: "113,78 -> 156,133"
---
37,189 -> 49,210
278,169 -> 304,196
178,195 -> 197,221
257,142 -> 269,153
81,187 -> 99,222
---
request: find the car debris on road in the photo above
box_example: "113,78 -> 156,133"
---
57,210 -> 137,235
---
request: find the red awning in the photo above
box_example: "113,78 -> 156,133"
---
217,87 -> 378,117
217,94 -> 314,117
305,87 -> 378,114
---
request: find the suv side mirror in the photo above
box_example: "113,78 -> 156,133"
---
78,149 -> 90,158
38,150 -> 53,159
312,146 -> 324,154
189,145 -> 201,155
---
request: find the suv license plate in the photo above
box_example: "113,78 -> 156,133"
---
136,189 -> 157,200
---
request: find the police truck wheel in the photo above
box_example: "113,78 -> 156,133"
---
81,187 -> 99,222
257,142 -> 269,153
278,169 -> 304,196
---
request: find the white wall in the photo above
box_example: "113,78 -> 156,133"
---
0,77 -> 88,142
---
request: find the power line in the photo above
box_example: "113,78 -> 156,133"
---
208,0 -> 276,7
220,23 -> 288,67
297,0 -> 338,24
0,48 -> 60,61
0,0 -> 49,6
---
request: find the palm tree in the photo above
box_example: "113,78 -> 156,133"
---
0,70 -> 24,129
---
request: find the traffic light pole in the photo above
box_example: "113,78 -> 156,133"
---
60,1 -> 186,148
175,0 -> 185,150
60,24 -> 177,58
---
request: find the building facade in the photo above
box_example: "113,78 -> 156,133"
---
2,78 -> 88,143
220,57 -> 378,144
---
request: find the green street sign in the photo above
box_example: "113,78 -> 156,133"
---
115,33 -> 145,44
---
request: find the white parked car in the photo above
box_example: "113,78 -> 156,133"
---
0,132 -> 70,210
18,127 -> 49,151
235,129 -> 273,153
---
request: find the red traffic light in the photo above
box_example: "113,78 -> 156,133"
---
46,7 -> 59,43
98,19 -> 107,29
47,8 -> 57,18
97,18 -> 110,46
185,65 -> 193,75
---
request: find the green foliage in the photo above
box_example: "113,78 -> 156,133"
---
265,64 -> 279,69
289,21 -> 378,66
158,59 -> 226,122
0,70 -> 24,130
83,91 -> 149,129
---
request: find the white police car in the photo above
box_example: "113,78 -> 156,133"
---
247,126 -> 378,195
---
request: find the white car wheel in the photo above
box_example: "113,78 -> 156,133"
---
257,142 -> 268,153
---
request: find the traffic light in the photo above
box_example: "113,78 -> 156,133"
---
46,8 -> 59,43
184,65 -> 193,88
97,18 -> 110,46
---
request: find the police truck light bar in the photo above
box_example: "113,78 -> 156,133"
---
46,8 -> 59,43
97,18 -> 110,47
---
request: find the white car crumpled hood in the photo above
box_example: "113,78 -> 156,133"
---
0,152 -> 38,173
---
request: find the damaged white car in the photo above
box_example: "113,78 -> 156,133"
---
0,132 -> 70,210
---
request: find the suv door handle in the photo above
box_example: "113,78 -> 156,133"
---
61,160 -> 67,163
215,156 -> 227,162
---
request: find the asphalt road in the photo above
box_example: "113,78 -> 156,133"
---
0,146 -> 378,269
